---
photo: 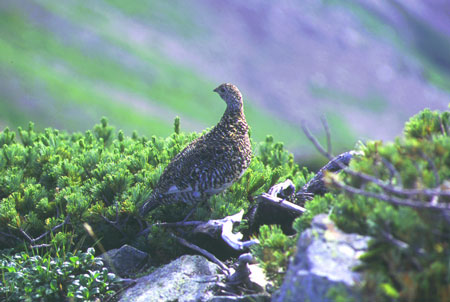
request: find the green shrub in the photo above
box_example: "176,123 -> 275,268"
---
294,107 -> 450,302
333,108 -> 450,302
250,224 -> 296,287
0,116 -> 311,258
0,247 -> 117,302
4,107 -> 446,301
251,107 -> 449,301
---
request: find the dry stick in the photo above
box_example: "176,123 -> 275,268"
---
157,221 -> 204,228
320,115 -> 332,156
420,150 -> 440,187
259,193 -> 306,215
438,115 -> 448,136
171,233 -> 229,273
303,120 -> 450,197
20,215 -> 70,245
381,157 -> 402,187
301,120 -> 450,210
301,121 -> 330,159
330,177 -> 450,210
30,243 -> 52,249
344,166 -> 450,198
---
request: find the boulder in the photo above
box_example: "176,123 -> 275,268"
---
210,294 -> 271,302
273,214 -> 370,302
101,244 -> 148,277
119,255 -> 222,302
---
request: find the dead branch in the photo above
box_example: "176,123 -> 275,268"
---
258,193 -> 306,215
19,215 -> 70,245
171,232 -> 229,273
301,119 -> 450,212
330,174 -> 450,212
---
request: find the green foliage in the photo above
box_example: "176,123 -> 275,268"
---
292,193 -> 335,234
206,135 -> 310,220
0,127 -> 16,147
0,118 -> 309,261
6,108 -> 448,301
250,225 -> 296,287
0,247 -> 117,302
257,107 -> 450,301
404,108 -> 450,139
0,117 -> 313,299
329,108 -> 450,302
174,116 -> 180,135
327,284 -> 356,302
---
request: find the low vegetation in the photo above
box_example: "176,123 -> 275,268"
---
252,107 -> 450,302
1,107 -> 449,301
0,116 -> 309,300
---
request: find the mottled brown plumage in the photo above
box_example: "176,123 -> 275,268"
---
140,83 -> 252,215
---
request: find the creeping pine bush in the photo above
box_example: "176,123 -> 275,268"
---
0,117 -> 313,297
250,224 -> 297,287
289,108 -> 450,302
0,118 -> 197,253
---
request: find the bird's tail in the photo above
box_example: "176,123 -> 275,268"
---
139,194 -> 161,216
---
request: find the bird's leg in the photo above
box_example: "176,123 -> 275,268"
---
182,203 -> 200,222
182,198 -> 211,222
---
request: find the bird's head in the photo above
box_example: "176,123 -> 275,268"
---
214,83 -> 243,112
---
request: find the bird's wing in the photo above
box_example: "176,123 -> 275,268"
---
157,138 -> 230,193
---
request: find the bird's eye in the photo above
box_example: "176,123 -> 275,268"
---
220,87 -> 225,93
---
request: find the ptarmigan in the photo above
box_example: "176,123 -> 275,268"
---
140,83 -> 252,216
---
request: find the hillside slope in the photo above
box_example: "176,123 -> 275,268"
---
0,0 -> 449,160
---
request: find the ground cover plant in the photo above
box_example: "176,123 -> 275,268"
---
251,107 -> 450,301
1,247 -> 116,302
0,116 -> 310,300
0,107 -> 449,301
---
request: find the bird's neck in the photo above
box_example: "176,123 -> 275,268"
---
224,104 -> 244,116
218,107 -> 248,134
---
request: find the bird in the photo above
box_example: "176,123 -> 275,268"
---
140,83 -> 252,216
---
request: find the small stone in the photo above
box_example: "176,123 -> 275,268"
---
101,244 -> 148,277
119,255 -> 223,302
273,214 -> 371,302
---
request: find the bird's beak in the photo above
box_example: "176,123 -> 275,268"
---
213,87 -> 219,93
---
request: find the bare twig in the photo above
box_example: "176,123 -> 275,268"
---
381,157 -> 402,187
30,243 -> 52,249
156,221 -> 204,228
258,193 -> 306,215
101,215 -> 126,237
20,215 -> 70,244
301,121 -> 331,159
268,179 -> 295,198
438,115 -> 447,136
320,115 -> 332,156
218,210 -> 259,250
342,166 -> 450,198
420,151 -> 440,187
171,233 -> 229,273
379,229 -> 409,250
301,119 -> 450,211
330,177 -> 450,211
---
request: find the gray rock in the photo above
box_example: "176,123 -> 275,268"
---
119,255 -> 222,302
101,244 -> 148,277
273,214 -> 370,302
210,294 -> 271,302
